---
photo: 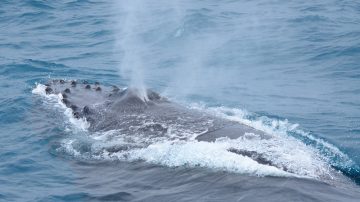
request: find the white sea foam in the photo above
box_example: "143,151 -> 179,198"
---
58,121 -> 335,180
32,83 -> 90,131
120,134 -> 329,178
124,140 -> 296,177
31,83 -> 47,96
189,103 -> 353,166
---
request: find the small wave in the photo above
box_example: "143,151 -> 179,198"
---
23,0 -> 55,10
46,191 -> 134,201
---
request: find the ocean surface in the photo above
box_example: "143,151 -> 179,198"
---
1,0 -> 360,201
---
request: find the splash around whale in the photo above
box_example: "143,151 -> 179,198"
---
32,79 -> 352,185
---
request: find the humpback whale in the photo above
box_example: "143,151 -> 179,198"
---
35,79 -> 349,183
42,80 -> 278,163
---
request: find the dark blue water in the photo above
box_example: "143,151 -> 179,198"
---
1,0 -> 360,201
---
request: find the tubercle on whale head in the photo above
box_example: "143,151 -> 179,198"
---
71,80 -> 76,87
45,86 -> 53,94
147,90 -> 161,101
112,85 -> 120,92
